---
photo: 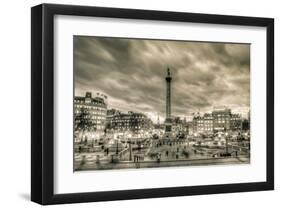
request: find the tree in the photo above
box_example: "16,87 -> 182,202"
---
75,107 -> 96,142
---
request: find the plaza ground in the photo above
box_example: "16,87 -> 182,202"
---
75,156 -> 250,171
74,136 -> 250,171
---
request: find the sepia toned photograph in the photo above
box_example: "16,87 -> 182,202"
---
73,36 -> 251,171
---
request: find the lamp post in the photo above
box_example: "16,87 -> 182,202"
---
225,132 -> 229,154
129,139 -> 132,161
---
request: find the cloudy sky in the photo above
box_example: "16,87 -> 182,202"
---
74,36 -> 250,123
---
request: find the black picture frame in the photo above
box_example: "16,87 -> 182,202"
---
31,3 -> 274,205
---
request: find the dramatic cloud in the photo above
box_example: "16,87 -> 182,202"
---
74,36 -> 250,122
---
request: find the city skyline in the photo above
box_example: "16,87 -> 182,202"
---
75,90 -> 249,124
74,36 -> 250,123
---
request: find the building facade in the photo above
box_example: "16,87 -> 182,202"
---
212,107 -> 231,131
74,92 -> 107,140
202,113 -> 214,133
108,111 -> 153,134
188,107 -> 244,135
106,109 -> 121,130
191,113 -> 214,134
230,113 -> 243,131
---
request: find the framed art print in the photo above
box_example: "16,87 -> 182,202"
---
31,3 -> 274,205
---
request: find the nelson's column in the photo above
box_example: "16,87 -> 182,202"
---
165,68 -> 173,135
